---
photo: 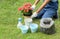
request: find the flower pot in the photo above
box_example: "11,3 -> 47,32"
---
20,25 -> 29,34
30,23 -> 38,33
40,18 -> 56,34
23,10 -> 32,16
24,16 -> 32,27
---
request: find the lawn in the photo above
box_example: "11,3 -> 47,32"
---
0,0 -> 60,39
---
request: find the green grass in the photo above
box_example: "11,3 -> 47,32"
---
0,0 -> 60,39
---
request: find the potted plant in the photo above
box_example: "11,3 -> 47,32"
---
18,3 -> 33,26
18,3 -> 32,16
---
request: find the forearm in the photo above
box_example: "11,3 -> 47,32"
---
36,0 -> 50,13
34,0 -> 40,5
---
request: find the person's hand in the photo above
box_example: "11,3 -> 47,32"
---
31,4 -> 36,10
31,12 -> 38,18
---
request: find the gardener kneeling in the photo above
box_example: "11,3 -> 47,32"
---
31,0 -> 58,19
31,0 -> 58,34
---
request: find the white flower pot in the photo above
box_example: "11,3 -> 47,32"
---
24,16 -> 32,27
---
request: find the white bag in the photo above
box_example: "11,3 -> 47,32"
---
40,18 -> 54,28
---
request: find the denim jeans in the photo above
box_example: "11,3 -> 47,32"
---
36,8 -> 58,19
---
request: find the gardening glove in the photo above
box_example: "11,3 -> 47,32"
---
31,4 -> 36,10
31,12 -> 38,18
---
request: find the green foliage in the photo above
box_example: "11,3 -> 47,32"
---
0,0 -> 60,39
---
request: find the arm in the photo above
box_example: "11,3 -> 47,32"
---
36,0 -> 51,13
31,0 -> 40,10
34,0 -> 40,5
